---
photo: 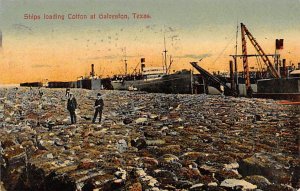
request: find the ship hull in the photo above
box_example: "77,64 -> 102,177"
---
254,78 -> 300,101
111,70 -> 192,94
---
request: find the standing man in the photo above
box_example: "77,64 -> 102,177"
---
92,93 -> 104,124
65,88 -> 70,98
67,93 -> 77,124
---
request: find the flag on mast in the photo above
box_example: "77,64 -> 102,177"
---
276,39 -> 284,49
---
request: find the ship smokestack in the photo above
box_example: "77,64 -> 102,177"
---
282,59 -> 286,78
141,58 -> 145,72
90,64 -> 95,77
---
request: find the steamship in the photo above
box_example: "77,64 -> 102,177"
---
111,58 -> 194,94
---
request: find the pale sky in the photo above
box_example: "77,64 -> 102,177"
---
1,0 -> 300,83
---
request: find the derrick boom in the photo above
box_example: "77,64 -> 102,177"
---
241,23 -> 252,96
241,23 -> 280,79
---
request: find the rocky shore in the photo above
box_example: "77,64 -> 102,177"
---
0,88 -> 299,191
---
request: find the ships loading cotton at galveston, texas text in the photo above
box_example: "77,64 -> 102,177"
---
24,13 -> 151,21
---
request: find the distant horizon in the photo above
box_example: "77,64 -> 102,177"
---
0,84 -> 20,87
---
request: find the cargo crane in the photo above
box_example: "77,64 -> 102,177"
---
240,23 -> 280,96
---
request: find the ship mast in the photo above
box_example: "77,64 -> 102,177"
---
162,53 -> 164,72
163,34 -> 168,74
234,23 -> 239,95
124,47 -> 127,75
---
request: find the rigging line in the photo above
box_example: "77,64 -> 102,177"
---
255,55 -> 259,71
235,21 -> 239,57
256,55 -> 263,72
210,35 -> 235,68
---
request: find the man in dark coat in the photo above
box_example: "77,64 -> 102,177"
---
92,93 -> 104,124
67,93 -> 77,124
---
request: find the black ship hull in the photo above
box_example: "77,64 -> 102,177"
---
111,70 -> 192,94
253,78 -> 300,101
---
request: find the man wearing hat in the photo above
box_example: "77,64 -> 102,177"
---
67,93 -> 77,124
92,93 -> 104,124
65,88 -> 71,98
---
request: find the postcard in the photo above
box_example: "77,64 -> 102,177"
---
0,0 -> 299,191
